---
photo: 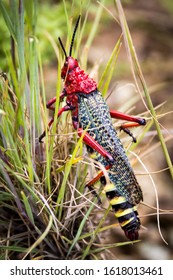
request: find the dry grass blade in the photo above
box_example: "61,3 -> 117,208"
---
22,215 -> 53,260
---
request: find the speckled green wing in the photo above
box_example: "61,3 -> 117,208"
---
78,90 -> 143,206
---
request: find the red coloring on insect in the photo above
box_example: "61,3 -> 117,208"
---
61,57 -> 97,95
125,229 -> 138,241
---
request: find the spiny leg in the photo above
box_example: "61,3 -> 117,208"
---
39,104 -> 71,142
110,110 -> 146,142
120,121 -> 147,142
45,91 -> 66,112
39,91 -> 67,142
85,165 -> 111,204
120,122 -> 145,143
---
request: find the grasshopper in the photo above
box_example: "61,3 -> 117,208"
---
39,16 -> 146,241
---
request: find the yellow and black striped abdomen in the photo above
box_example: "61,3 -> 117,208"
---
104,184 -> 140,241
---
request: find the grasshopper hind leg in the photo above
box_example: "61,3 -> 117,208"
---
86,185 -> 102,205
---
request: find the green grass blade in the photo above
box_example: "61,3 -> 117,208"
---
82,0 -> 105,69
67,199 -> 96,258
98,35 -> 122,96
82,204 -> 111,259
24,0 -> 37,33
0,1 -> 15,39
21,190 -> 35,225
0,160 -> 24,214
55,130 -> 84,219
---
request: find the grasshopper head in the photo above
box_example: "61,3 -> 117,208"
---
61,57 -> 78,79
59,16 -> 81,79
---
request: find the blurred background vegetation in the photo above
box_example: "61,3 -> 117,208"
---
0,0 -> 173,260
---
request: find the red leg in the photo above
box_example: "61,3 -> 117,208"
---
86,165 -> 111,188
46,91 -> 66,111
46,96 -> 57,111
39,105 -> 71,142
110,110 -> 146,142
120,122 -> 146,143
78,128 -> 114,164
110,110 -> 146,125
85,165 -> 111,204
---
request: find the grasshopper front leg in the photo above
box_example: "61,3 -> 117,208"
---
45,90 -> 66,111
39,90 -> 68,142
39,104 -> 71,142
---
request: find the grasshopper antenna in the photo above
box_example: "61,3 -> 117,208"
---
69,15 -> 81,57
58,37 -> 68,59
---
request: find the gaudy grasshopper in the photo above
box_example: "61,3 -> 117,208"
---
39,16 -> 146,241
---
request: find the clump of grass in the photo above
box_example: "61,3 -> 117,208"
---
0,0 -> 171,260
